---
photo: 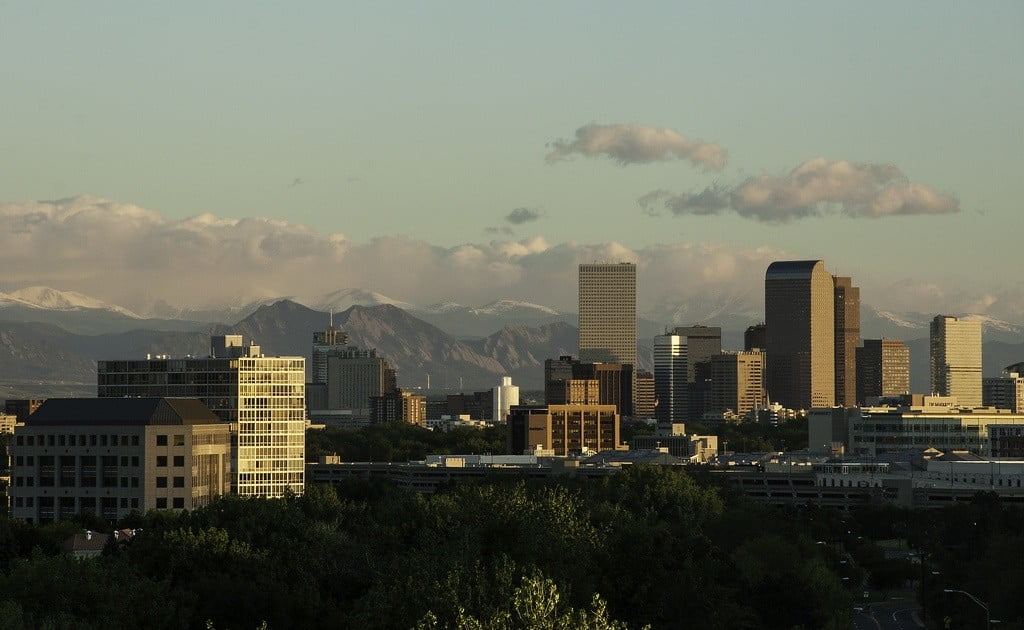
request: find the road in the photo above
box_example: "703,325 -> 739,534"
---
853,600 -> 925,630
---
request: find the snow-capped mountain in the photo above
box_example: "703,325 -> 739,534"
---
2,286 -> 142,318
469,300 -> 562,317
310,288 -> 416,313
863,306 -> 1023,343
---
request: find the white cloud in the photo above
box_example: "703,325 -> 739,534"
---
640,157 -> 959,221
0,196 -> 1016,323
546,123 -> 727,170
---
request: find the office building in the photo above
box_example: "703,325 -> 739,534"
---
930,316 -> 982,407
8,398 -> 231,523
634,371 -> 655,419
96,335 -> 305,498
833,276 -> 860,407
578,263 -> 637,369
325,351 -> 397,421
764,260 -> 835,410
311,318 -> 349,384
492,376 -> 520,423
547,379 -> 600,406
370,390 -> 427,426
4,399 -> 44,423
507,404 -> 621,456
744,324 -> 766,351
856,339 -> 910,403
654,333 -> 687,424
544,356 -> 578,405
710,351 -> 765,416
983,369 -> 1024,413
544,356 -> 633,415
673,325 -> 721,383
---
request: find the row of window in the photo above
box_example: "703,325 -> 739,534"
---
15,434 -> 141,447
15,455 -> 140,467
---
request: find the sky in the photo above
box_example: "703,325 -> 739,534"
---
1,2 -> 1022,319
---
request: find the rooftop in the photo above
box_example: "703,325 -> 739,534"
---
28,398 -> 223,426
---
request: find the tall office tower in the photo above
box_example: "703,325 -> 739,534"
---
634,371 -> 655,418
983,369 -> 1024,412
578,263 -> 637,369
492,376 -> 520,423
673,325 -> 721,383
710,351 -> 766,416
764,260 -> 835,410
325,351 -> 397,420
544,356 -> 578,405
311,317 -> 349,384
574,362 -> 634,417
97,335 -> 305,497
370,390 -> 427,426
654,333 -> 687,424
930,315 -> 982,407
744,323 -> 767,351
833,277 -> 860,407
855,339 -> 910,403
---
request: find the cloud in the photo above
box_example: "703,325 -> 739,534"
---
484,226 -> 514,236
505,207 -> 541,224
1,196 -> 1014,323
640,157 -> 959,222
546,123 -> 727,170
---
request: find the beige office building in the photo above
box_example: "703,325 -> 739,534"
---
930,316 -> 982,407
764,260 -> 835,410
856,339 -> 910,403
97,335 -> 305,498
833,276 -> 860,407
710,351 -> 765,416
8,398 -> 231,523
507,404 -> 622,456
578,263 -> 636,369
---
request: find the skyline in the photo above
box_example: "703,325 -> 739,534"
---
1,3 -> 1022,320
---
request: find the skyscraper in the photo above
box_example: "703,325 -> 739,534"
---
744,323 -> 766,351
764,260 -> 835,410
673,325 -> 721,383
833,277 -> 860,407
578,263 -> 636,368
311,316 -> 349,384
856,339 -> 910,403
930,315 -> 982,407
710,350 -> 765,416
97,335 -> 305,497
654,333 -> 687,424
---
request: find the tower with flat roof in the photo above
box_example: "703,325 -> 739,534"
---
578,263 -> 636,369
764,260 -> 835,410
930,315 -> 982,407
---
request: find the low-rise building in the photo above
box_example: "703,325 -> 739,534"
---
8,398 -> 232,524
507,404 -> 622,456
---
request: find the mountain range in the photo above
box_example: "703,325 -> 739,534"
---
1,286 -> 1022,400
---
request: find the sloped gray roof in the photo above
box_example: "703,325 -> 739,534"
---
28,398 -> 222,426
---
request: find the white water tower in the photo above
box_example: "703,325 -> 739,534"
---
492,376 -> 519,423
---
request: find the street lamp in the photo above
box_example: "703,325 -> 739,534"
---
944,589 -> 997,628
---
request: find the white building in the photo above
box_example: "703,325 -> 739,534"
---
492,376 -> 519,424
654,333 -> 687,424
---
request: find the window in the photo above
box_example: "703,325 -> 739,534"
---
172,497 -> 184,509
156,456 -> 167,467
173,455 -> 184,467
156,498 -> 167,509
131,498 -> 139,508
173,434 -> 185,446
173,476 -> 185,488
156,477 -> 167,488
131,436 -> 140,446
156,435 -> 168,446
131,456 -> 139,467
121,456 -> 129,466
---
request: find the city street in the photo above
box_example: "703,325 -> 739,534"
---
853,600 -> 925,630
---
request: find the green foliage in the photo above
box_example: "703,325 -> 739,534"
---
307,424 -> 507,463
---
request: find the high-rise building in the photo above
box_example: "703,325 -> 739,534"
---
311,317 -> 349,384
833,277 -> 860,407
856,339 -> 910,403
97,335 -> 305,498
544,356 -> 578,405
492,376 -> 520,423
710,351 -> 765,416
578,263 -> 637,369
10,398 -> 232,523
673,325 -> 721,383
324,351 -> 397,420
744,323 -> 766,351
654,333 -> 687,424
930,315 -> 982,407
983,368 -> 1024,413
544,356 -> 632,415
634,371 -> 655,419
764,260 -> 835,410
370,390 -> 427,426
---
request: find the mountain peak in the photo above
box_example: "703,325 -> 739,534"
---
4,286 -> 141,318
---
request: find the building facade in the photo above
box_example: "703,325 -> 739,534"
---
983,371 -> 1024,413
634,371 -> 655,419
930,315 -> 982,407
654,333 -> 687,424
856,339 -> 910,403
370,390 -> 427,426
710,351 -> 766,416
8,398 -> 231,523
97,335 -> 305,497
832,276 -> 860,407
507,404 -> 621,456
764,260 -> 835,410
578,263 -> 637,369
492,376 -> 520,423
